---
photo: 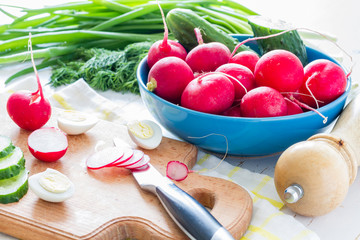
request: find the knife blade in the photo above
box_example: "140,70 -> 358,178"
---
131,163 -> 235,240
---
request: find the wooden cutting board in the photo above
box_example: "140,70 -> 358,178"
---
0,93 -> 252,240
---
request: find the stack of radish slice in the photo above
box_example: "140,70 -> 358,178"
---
86,147 -> 150,170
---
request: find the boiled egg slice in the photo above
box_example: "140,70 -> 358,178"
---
28,168 -> 75,203
57,110 -> 98,135
127,120 -> 162,150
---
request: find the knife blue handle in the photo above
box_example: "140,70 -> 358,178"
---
155,182 -> 235,240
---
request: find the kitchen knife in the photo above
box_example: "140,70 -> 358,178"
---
131,163 -> 235,240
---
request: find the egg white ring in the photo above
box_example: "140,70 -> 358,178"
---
128,120 -> 162,150
29,171 -> 75,203
57,111 -> 99,135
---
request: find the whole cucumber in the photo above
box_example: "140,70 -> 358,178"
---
248,15 -> 308,65
166,8 -> 250,53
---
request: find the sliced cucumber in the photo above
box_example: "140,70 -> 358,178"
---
0,135 -> 15,159
248,15 -> 308,65
0,147 -> 25,180
0,168 -> 28,204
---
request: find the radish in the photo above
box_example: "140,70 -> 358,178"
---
147,56 -> 194,104
7,34 -> 51,131
181,72 -> 235,114
147,1 -> 187,69
185,28 -> 231,73
166,161 -> 190,181
215,63 -> 255,100
108,147 -> 134,166
114,149 -> 144,168
28,127 -> 68,162
222,102 -> 242,117
241,86 -> 287,117
285,98 -> 303,115
125,154 -> 150,170
298,59 -> 347,108
86,140 -> 150,171
254,49 -> 304,92
86,147 -> 126,169
229,50 -> 260,73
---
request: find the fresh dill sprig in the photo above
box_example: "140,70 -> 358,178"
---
49,41 -> 153,94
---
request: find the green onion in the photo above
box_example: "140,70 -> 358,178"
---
0,30 -> 162,54
1,0 -> 258,92
0,46 -> 77,64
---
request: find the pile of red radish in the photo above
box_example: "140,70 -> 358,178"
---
86,147 -> 150,170
146,25 -> 348,121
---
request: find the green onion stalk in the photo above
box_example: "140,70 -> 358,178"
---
0,0 -> 258,93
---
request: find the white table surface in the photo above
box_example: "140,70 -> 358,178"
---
1,0 -> 360,239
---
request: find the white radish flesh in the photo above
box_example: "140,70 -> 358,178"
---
111,148 -> 134,166
125,154 -> 150,170
115,150 -> 144,167
28,127 -> 68,162
86,147 -> 125,169
166,161 -> 189,181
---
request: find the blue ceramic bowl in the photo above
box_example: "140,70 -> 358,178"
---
136,35 -> 351,156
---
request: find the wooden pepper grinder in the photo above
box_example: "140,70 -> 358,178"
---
274,93 -> 360,216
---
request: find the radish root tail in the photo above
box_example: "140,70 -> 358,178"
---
188,133 -> 228,173
156,0 -> 169,49
289,95 -> 328,124
305,73 -> 320,109
28,33 -> 44,100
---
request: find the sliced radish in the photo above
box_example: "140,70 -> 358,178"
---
28,127 -> 68,162
86,146 -> 125,169
116,150 -> 144,167
111,148 -> 134,166
125,154 -> 150,169
166,161 -> 189,181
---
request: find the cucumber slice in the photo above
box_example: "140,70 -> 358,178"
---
0,147 -> 25,180
248,15 -> 308,65
0,135 -> 15,159
0,168 -> 28,204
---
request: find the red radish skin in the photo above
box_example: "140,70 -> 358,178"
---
299,59 -> 347,108
215,63 -> 255,100
254,49 -> 304,92
86,145 -> 149,170
285,98 -> 303,115
147,57 -> 194,104
7,34 -> 51,131
111,147 -> 135,166
222,103 -> 241,117
181,73 -> 235,114
7,91 -> 51,131
125,154 -> 150,169
86,147 -> 126,169
147,1 -> 186,68
28,127 -> 68,162
185,28 -> 231,73
166,161 -> 189,181
241,86 -> 287,117
185,42 -> 231,73
229,50 -> 260,73
115,149 -> 144,167
147,40 -> 187,69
